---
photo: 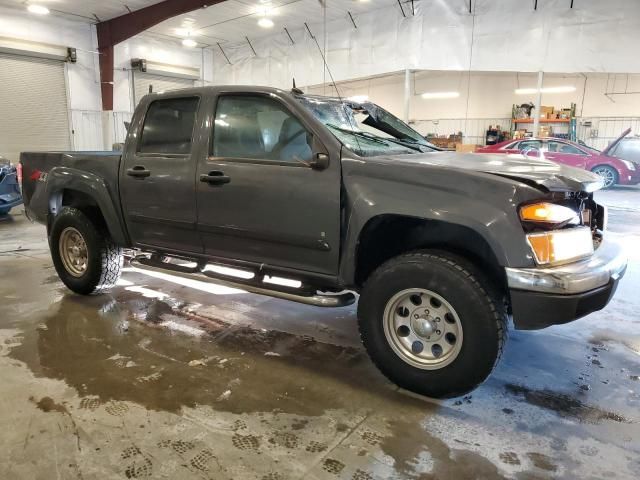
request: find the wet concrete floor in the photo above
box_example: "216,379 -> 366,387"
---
0,187 -> 639,479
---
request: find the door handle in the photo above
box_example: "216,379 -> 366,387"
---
127,165 -> 151,178
200,170 -> 231,185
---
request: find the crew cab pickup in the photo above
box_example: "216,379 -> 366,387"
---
21,86 -> 627,398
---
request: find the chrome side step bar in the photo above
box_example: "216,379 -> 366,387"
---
130,256 -> 356,308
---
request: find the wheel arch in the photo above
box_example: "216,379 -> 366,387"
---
352,214 -> 508,293
45,167 -> 129,245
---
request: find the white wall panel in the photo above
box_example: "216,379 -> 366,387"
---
212,0 -> 640,89
71,110 -> 103,151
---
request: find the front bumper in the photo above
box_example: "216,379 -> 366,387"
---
506,239 -> 627,329
0,192 -> 23,213
617,165 -> 640,185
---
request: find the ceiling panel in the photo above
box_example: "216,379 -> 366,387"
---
0,0 -> 402,44
147,0 -> 389,45
0,0 -> 160,22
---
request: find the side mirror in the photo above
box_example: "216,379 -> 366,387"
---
310,153 -> 330,170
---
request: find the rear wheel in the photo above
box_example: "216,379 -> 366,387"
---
358,251 -> 507,398
591,165 -> 618,188
49,207 -> 123,295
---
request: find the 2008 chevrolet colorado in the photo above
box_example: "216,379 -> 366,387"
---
21,86 -> 627,397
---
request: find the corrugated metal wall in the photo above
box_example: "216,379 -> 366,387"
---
413,118 -> 513,145
577,117 -> 640,150
70,111 -> 133,151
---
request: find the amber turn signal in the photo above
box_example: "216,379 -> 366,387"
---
526,227 -> 594,266
520,202 -> 578,224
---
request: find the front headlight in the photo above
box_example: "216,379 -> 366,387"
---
620,160 -> 636,171
527,226 -> 594,266
519,202 -> 579,226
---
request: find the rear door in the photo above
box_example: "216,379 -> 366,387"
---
195,93 -> 342,276
120,95 -> 204,253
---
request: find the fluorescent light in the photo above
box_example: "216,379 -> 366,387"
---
27,4 -> 50,15
421,91 -> 460,99
515,86 -> 577,95
182,38 -> 197,47
258,17 -> 274,28
347,95 -> 368,102
175,28 -> 193,37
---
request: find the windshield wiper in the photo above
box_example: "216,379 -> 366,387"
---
380,137 -> 425,152
325,123 -> 390,146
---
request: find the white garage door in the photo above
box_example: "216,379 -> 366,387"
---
133,72 -> 196,106
0,53 -> 71,163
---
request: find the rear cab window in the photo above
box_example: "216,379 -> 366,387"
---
139,97 -> 200,155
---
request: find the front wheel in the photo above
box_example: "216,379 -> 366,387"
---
591,165 -> 619,189
358,251 -> 507,398
49,207 -> 123,295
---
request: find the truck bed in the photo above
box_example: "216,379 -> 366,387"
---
21,151 -> 122,225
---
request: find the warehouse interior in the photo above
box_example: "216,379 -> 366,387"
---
0,1 -> 639,479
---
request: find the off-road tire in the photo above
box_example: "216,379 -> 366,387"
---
358,250 -> 508,398
49,207 -> 123,295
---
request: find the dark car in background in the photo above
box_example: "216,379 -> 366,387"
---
0,156 -> 23,216
476,129 -> 640,188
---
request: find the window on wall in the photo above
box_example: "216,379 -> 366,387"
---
139,97 -> 199,155
212,95 -> 313,164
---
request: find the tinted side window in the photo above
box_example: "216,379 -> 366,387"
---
547,141 -> 583,154
612,140 -> 640,162
518,140 -> 542,150
213,95 -> 313,163
139,97 -> 199,154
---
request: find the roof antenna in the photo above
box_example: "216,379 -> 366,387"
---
292,78 -> 303,95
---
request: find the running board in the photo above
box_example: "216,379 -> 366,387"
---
130,256 -> 356,308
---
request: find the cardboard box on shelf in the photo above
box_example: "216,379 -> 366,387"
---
540,106 -> 554,119
514,129 -> 528,139
539,126 -> 552,137
456,144 -> 481,153
559,108 -> 572,119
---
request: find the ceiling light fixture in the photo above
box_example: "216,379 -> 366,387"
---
515,86 -> 577,95
175,28 -> 193,37
182,38 -> 198,48
421,91 -> 460,99
27,4 -> 50,15
257,17 -> 274,28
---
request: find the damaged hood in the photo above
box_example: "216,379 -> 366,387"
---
370,151 -> 604,192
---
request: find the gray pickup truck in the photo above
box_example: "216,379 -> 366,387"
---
21,86 -> 627,397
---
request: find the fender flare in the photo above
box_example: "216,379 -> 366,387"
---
45,166 -> 129,246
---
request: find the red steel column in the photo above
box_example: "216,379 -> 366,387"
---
96,0 -> 224,110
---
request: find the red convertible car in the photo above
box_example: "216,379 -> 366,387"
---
476,129 -> 640,188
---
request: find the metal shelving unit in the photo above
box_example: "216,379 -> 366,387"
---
511,103 -> 577,141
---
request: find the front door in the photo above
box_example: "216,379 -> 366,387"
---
120,95 -> 203,253
196,93 -> 342,276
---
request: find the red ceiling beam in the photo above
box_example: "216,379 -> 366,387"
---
96,0 -> 224,110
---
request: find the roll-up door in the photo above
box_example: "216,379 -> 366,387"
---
0,53 -> 71,163
133,72 -> 196,106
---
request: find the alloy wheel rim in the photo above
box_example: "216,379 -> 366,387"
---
383,288 -> 463,370
593,167 -> 615,188
59,227 -> 88,277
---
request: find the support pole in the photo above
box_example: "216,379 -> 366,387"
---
532,70 -> 544,137
96,0 -> 224,110
403,68 -> 411,123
